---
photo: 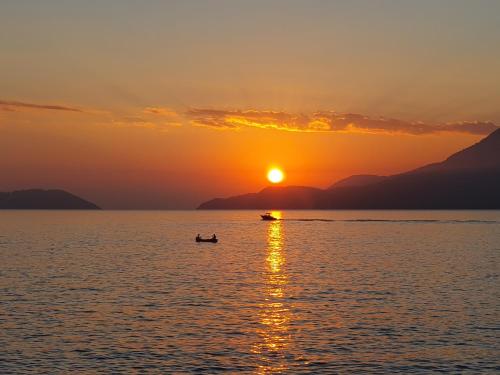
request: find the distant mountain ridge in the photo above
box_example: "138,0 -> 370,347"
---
198,129 -> 500,209
0,189 -> 100,209
199,186 -> 324,209
328,174 -> 387,189
410,128 -> 500,174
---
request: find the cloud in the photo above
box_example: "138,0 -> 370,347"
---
444,121 -> 499,135
0,100 -> 182,131
139,106 -> 181,129
0,99 -> 83,112
112,119 -> 159,130
143,106 -> 178,117
3,100 -> 495,136
111,107 -> 182,131
186,108 -> 498,135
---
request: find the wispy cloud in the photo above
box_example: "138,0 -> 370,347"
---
0,100 -> 182,131
3,100 -> 495,136
111,118 -> 159,130
110,107 -> 182,131
143,106 -> 178,117
444,121 -> 499,135
186,108 -> 498,136
140,106 -> 181,129
0,99 -> 84,113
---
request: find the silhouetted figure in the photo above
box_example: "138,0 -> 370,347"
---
196,234 -> 201,240
212,234 -> 217,240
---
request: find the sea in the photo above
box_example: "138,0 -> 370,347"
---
1,210 -> 499,373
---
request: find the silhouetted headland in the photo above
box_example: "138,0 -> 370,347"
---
0,189 -> 100,209
198,129 -> 500,209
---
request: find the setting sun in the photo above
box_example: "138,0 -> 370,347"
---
267,168 -> 285,184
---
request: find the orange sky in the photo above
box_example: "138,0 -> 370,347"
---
0,106 -> 486,208
1,1 -> 499,208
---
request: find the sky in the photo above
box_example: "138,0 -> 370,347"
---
1,0 -> 499,208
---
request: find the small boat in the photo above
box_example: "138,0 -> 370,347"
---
196,235 -> 218,243
261,212 -> 278,221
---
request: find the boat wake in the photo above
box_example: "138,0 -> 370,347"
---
284,218 -> 499,224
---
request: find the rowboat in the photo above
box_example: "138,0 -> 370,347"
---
196,235 -> 218,243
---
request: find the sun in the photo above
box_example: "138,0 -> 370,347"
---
267,168 -> 285,184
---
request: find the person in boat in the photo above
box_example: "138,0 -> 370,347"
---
196,234 -> 201,240
212,234 -> 217,240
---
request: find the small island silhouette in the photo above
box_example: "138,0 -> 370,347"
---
198,128 -> 500,209
0,189 -> 100,210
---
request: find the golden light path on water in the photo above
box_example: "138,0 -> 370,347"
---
252,211 -> 293,373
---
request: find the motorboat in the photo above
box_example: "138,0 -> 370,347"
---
261,212 -> 278,221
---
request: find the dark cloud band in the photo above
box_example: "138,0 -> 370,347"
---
0,100 -> 83,112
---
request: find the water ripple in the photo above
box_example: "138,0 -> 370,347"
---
1,210 -> 499,373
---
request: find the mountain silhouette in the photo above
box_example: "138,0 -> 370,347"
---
411,127 -> 500,173
0,189 -> 100,209
198,129 -> 500,209
328,174 -> 387,189
199,186 -> 324,209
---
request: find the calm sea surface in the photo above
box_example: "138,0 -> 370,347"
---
1,210 -> 499,373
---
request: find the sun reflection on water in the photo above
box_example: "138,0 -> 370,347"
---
252,211 -> 292,373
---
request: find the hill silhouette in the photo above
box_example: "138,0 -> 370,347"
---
411,127 -> 500,173
198,129 -> 500,209
328,174 -> 387,189
199,186 -> 324,209
0,189 -> 100,209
